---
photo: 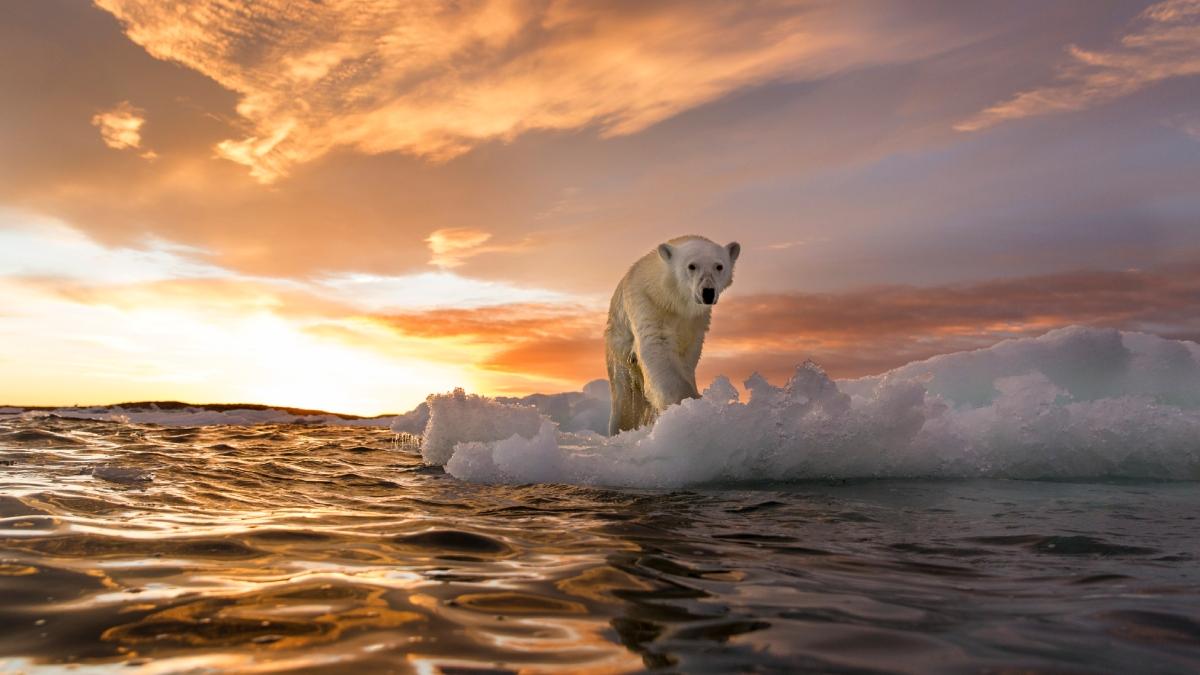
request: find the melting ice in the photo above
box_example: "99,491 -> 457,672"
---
423,327 -> 1200,487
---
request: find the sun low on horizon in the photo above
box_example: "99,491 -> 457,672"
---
2,0 -> 1199,416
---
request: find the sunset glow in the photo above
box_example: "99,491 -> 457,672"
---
2,0 -> 1198,414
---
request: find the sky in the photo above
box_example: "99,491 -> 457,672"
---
1,0 -> 1198,415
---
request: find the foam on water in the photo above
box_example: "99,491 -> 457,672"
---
418,388 -> 543,465
429,327 -> 1200,486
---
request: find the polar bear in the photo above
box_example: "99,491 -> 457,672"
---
605,235 -> 740,435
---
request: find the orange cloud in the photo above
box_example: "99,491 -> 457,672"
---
24,276 -> 349,319
957,0 -> 1200,131
7,245 -> 1200,411
374,303 -> 597,339
370,303 -> 605,392
485,336 -> 606,386
426,228 -> 493,269
94,0 -> 921,181
91,100 -> 155,158
702,264 -> 1200,382
424,228 -> 540,269
370,264 -> 1200,393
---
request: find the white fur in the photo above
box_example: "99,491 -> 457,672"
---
605,235 -> 740,435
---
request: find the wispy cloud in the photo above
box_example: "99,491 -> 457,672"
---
6,213 -> 1200,408
1169,112 -> 1200,140
426,228 -> 494,269
957,0 -> 1200,132
764,239 -> 816,251
370,303 -> 605,390
0,211 -> 219,283
703,264 -> 1200,381
368,263 -> 1200,391
0,214 -> 578,313
90,100 -> 156,157
315,271 -> 574,311
0,215 -> 590,411
94,0 -> 923,181
425,228 -> 540,270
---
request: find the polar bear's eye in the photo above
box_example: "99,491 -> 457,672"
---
687,264 -> 696,271
716,264 -> 724,271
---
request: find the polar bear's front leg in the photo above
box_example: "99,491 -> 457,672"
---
606,348 -> 647,435
633,321 -> 700,413
682,332 -> 706,392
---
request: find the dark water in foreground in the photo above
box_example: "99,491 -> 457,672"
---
1,417 -> 1199,674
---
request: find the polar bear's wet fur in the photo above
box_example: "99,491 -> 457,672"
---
605,235 -> 741,435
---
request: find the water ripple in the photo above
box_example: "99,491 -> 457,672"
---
1,416 -> 1199,673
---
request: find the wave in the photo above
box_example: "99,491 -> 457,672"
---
8,405 -> 393,427
428,327 -> 1200,486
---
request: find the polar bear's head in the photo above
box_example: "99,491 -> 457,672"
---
657,236 -> 741,307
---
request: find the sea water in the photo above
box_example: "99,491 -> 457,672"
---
2,326 -> 1199,673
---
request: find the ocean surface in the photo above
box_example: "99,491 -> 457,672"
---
2,415 -> 1199,674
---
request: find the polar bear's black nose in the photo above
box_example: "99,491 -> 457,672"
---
701,288 -> 716,304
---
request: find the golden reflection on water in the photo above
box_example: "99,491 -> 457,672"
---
7,416 -> 1200,673
557,566 -> 656,603
0,418 -> 670,673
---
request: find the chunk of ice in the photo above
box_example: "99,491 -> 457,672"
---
432,327 -> 1200,486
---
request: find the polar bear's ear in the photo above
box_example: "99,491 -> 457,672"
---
657,243 -> 674,262
727,242 -> 741,262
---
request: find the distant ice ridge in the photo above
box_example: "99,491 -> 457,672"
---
5,381 -> 611,431
430,327 -> 1200,486
13,406 -> 393,427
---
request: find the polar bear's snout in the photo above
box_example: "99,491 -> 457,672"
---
691,267 -> 723,305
